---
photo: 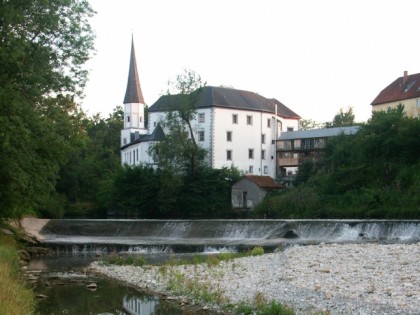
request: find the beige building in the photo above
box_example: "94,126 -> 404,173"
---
371,71 -> 420,118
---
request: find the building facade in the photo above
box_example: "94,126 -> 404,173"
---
121,40 -> 301,178
276,126 -> 360,178
371,71 -> 420,118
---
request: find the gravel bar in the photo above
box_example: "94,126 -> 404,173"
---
90,243 -> 420,314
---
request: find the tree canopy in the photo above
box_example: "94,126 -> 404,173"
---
0,0 -> 95,217
149,69 -> 207,176
324,107 -> 356,128
257,106 -> 420,219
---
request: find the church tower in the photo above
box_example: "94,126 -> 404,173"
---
121,36 -> 147,147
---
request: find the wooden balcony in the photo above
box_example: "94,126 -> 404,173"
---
278,157 -> 300,167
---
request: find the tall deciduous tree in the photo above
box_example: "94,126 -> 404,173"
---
325,107 -> 355,128
0,0 -> 95,217
149,69 -> 207,176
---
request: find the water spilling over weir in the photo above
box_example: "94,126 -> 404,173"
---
24,219 -> 420,254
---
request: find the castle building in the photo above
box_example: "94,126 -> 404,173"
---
120,39 -> 301,178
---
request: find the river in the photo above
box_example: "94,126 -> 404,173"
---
22,218 -> 419,314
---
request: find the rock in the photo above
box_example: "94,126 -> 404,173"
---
283,229 -> 299,239
86,283 -> 97,290
0,228 -> 14,235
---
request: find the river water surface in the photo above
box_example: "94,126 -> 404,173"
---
24,219 -> 419,314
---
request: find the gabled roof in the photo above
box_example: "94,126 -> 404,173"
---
123,37 -> 145,104
149,86 -> 300,119
278,126 -> 360,140
371,72 -> 420,105
242,175 -> 283,189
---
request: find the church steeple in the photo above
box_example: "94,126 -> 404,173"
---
123,36 -> 144,104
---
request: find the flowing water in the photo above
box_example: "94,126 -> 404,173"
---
26,219 -> 419,314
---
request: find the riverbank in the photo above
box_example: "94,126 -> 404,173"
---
0,232 -> 36,315
91,243 -> 419,315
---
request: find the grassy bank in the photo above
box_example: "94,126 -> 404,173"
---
0,233 -> 36,315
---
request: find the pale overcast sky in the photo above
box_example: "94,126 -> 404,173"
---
82,0 -> 420,124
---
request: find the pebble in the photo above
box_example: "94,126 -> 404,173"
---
91,243 -> 420,314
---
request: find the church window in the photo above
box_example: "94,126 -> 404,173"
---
227,131 -> 232,141
227,150 -> 232,160
198,113 -> 205,123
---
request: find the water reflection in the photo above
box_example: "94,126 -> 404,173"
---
123,294 -> 159,315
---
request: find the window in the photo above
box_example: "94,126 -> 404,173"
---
261,150 -> 265,160
249,165 -> 253,173
136,149 -> 139,161
287,127 -> 294,131
198,131 -> 205,142
123,138 -> 127,145
226,131 -> 232,141
267,118 -> 271,128
247,115 -> 253,125
248,149 -> 254,159
198,113 -> 205,123
232,114 -> 238,124
139,116 -> 142,122
417,99 -> 420,108
264,165 -> 268,174
227,150 -> 232,160
127,116 -> 130,123
153,122 -> 157,127
261,134 -> 265,144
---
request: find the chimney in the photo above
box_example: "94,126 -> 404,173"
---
403,71 -> 408,85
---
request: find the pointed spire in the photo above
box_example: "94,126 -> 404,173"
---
124,36 -> 144,104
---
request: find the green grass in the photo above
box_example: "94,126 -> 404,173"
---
0,234 -> 36,315
100,253 -> 147,267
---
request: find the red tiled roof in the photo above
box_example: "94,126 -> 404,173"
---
244,175 -> 283,189
371,72 -> 420,105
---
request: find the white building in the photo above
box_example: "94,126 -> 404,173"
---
121,40 -> 301,178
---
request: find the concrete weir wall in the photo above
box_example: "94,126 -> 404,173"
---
20,218 -> 420,247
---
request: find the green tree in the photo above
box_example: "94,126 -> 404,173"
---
56,107 -> 123,217
149,69 -> 207,177
299,118 -> 321,130
325,107 -> 355,128
0,0 -> 95,217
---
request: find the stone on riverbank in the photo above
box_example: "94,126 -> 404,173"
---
91,243 -> 419,315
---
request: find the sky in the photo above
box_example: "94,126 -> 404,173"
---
82,0 -> 420,124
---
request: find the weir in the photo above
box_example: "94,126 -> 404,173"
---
23,219 -> 420,254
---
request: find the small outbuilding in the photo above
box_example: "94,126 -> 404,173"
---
231,175 -> 284,210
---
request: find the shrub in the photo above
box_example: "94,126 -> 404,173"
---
249,246 -> 264,256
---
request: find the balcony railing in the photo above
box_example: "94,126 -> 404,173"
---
277,144 -> 326,151
278,157 -> 300,166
